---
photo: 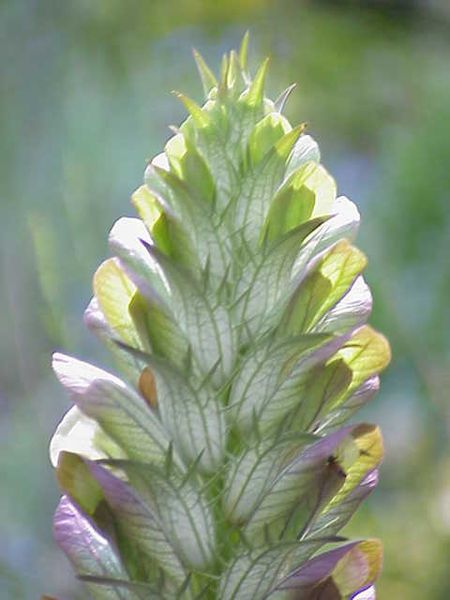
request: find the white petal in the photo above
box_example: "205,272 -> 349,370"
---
329,195 -> 360,241
316,275 -> 372,334
52,352 -> 125,394
52,353 -> 174,466
83,296 -> 109,334
149,151 -> 169,171
109,216 -> 152,253
108,216 -> 170,300
49,406 -> 107,467
285,134 -> 320,180
352,585 -> 376,600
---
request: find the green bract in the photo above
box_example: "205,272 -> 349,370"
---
50,36 -> 390,599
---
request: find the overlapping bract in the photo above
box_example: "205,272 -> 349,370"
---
50,37 -> 390,599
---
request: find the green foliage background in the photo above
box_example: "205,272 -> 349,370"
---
1,1 -> 449,598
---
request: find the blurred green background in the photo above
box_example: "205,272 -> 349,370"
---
1,0 -> 449,598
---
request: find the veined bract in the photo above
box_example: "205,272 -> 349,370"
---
50,35 -> 390,599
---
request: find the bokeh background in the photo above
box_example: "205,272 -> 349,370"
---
1,0 -> 449,598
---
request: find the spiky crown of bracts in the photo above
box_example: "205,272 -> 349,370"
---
50,35 -> 390,599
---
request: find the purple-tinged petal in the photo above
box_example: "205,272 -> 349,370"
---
277,539 -> 382,597
83,296 -> 144,382
108,217 -> 169,305
302,424 -> 382,539
351,584 -> 376,599
294,424 -> 355,465
317,375 -> 380,433
86,461 -> 186,587
313,325 -> 390,433
277,542 -> 360,591
53,495 -> 129,599
307,468 -> 380,541
88,460 -> 216,573
232,329 -> 354,434
348,376 -> 380,410
84,296 -> 109,334
292,196 -> 361,282
316,275 -> 373,335
242,425 -> 358,537
218,539 -> 327,599
52,353 -> 172,466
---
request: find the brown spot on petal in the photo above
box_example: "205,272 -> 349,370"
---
327,455 -> 347,479
139,367 -> 158,409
